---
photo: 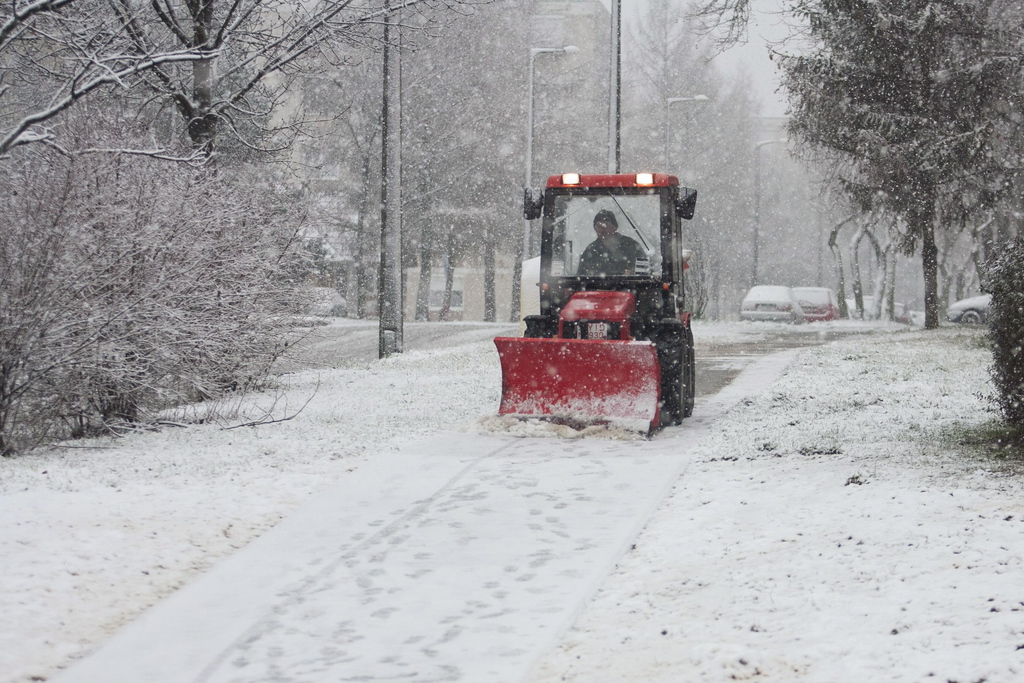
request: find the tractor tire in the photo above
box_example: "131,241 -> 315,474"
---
657,322 -> 686,427
682,327 -> 695,418
659,360 -> 683,427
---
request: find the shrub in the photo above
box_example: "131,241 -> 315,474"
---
0,149 -> 307,454
987,237 -> 1024,427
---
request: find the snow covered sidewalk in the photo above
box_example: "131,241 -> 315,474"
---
45,348 -> 796,682
534,327 -> 1024,683
2,322 -> 1016,683
0,320 -> 778,682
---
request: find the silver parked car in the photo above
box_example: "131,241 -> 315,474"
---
946,293 -> 991,324
740,285 -> 805,323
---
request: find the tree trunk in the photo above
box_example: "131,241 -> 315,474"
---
483,222 -> 496,322
416,219 -> 432,321
440,227 -> 455,322
829,215 -> 854,318
510,239 -> 523,324
885,249 -> 896,321
849,225 -> 865,319
919,187 -> 940,329
187,0 -> 218,154
355,147 -> 376,318
860,222 -> 886,320
971,214 -> 995,288
712,268 -> 721,320
922,230 -> 939,328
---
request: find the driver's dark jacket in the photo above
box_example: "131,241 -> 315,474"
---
577,234 -> 646,276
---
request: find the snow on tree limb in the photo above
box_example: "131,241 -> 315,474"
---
0,49 -> 217,155
0,0 -> 486,155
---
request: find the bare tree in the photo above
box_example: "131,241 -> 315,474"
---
0,140 -> 307,454
826,212 -> 856,318
400,1 -> 528,321
320,59 -> 383,318
0,0 -> 484,157
624,0 -> 763,319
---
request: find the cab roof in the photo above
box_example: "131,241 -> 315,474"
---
545,173 -> 679,189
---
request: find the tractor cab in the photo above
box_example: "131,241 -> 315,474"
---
523,173 -> 697,343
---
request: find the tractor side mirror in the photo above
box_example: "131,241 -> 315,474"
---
524,188 -> 544,220
675,187 -> 697,220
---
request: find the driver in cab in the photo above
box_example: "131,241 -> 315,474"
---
577,209 -> 647,277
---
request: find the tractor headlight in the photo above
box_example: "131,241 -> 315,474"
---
635,173 -> 654,185
562,173 -> 581,185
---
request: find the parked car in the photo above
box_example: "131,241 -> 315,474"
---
792,287 -> 841,322
946,293 -> 991,324
739,285 -> 805,323
308,287 -> 348,317
844,295 -> 876,320
892,301 -> 914,325
845,295 -> 914,324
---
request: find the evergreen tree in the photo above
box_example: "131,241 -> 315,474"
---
779,0 -> 1024,328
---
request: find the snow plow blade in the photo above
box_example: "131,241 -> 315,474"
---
494,337 -> 661,432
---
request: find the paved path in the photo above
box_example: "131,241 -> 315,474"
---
275,321 -> 520,373
52,348 -> 799,683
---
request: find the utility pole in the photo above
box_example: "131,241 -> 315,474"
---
664,95 -> 709,171
751,138 -> 788,287
511,44 -> 578,324
379,4 -> 403,358
607,0 -> 621,173
816,208 -> 824,286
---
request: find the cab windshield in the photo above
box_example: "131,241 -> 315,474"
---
549,190 -> 662,278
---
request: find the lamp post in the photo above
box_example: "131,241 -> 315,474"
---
751,137 -> 789,287
378,3 -> 402,358
608,0 -> 621,173
664,94 -> 708,170
525,45 -> 579,209
511,44 -> 578,323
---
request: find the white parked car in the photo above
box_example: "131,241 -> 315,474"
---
946,293 -> 991,324
740,285 -> 805,323
307,287 -> 348,317
845,295 -> 914,323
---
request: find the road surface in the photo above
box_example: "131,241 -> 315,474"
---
277,318 -> 863,400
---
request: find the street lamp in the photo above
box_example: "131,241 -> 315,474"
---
511,44 -> 578,323
751,137 -> 789,286
664,94 -> 709,170
525,45 -> 580,206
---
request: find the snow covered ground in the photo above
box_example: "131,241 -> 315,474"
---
533,326 -> 1024,683
0,320 -> 1015,682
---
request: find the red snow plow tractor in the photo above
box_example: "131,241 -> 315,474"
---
495,172 -> 698,433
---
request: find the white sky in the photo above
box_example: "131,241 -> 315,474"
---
597,0 -> 791,117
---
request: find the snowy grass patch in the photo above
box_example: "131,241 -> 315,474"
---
694,326 -> 994,475
534,325 -> 1024,683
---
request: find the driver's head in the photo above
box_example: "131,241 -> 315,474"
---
593,209 -> 618,238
